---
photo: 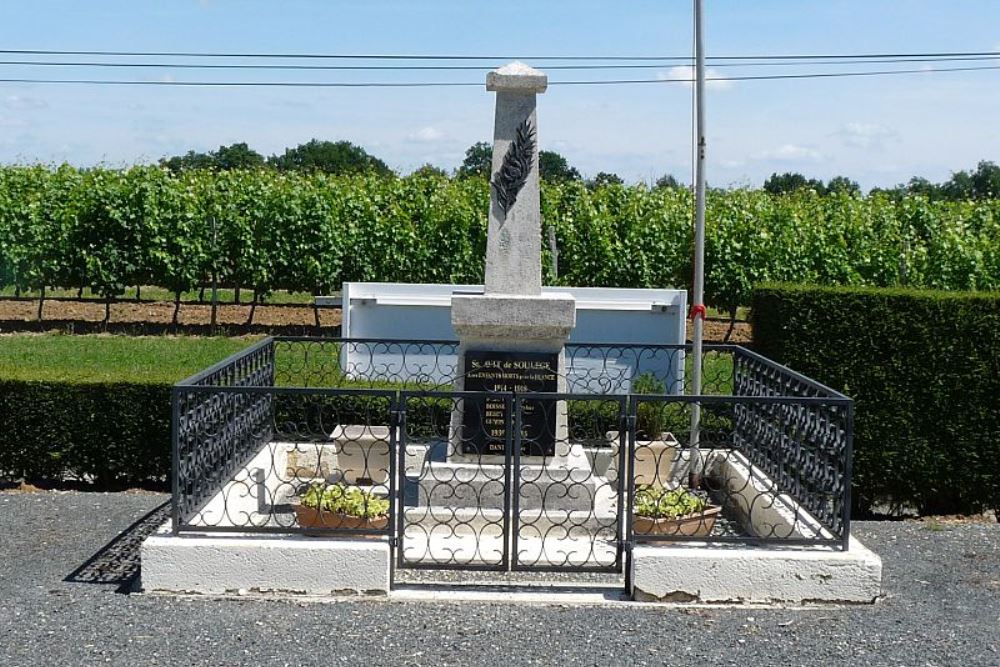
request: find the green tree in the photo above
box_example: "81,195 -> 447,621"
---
269,140 -> 392,176
904,177 -> 940,200
160,143 -> 265,173
941,169 -> 975,200
411,163 -> 449,179
970,160 -> 1000,199
213,143 -> 266,170
654,174 -> 681,190
456,142 -> 493,179
160,150 -> 216,173
588,172 -> 624,189
826,175 -> 861,196
539,150 -> 581,183
763,172 -> 825,195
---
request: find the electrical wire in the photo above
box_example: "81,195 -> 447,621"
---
0,63 -> 996,87
1,55 -> 1000,71
1,48 -> 999,61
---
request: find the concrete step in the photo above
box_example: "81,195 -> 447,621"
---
401,505 -> 620,534
398,531 -> 621,569
411,460 -> 616,511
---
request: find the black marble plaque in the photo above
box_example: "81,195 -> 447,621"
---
462,350 -> 559,456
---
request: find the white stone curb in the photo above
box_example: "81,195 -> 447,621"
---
630,536 -> 883,604
141,522 -> 391,596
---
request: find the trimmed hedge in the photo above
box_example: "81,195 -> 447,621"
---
0,381 -> 171,488
752,284 -> 1000,516
0,386 -> 630,488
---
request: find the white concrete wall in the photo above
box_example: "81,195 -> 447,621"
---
631,537 -> 883,604
334,282 -> 687,391
142,522 -> 391,596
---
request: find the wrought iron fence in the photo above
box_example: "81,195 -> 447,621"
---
171,337 -> 852,561
172,338 -> 275,530
268,337 -> 735,394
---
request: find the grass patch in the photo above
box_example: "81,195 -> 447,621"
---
687,351 -> 734,395
0,333 -> 257,384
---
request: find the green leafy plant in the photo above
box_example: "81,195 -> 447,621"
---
1,166 -> 997,313
300,482 -> 389,519
634,485 -> 709,519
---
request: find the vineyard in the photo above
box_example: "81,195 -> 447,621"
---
1,165 -> 998,318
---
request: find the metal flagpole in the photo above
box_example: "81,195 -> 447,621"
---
688,0 -> 707,487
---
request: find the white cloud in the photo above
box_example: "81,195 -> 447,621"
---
0,114 -> 26,128
836,122 -> 898,150
658,66 -> 733,90
406,126 -> 445,143
754,144 -> 823,162
4,94 -> 47,111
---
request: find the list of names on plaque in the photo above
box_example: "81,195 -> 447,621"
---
462,351 -> 558,456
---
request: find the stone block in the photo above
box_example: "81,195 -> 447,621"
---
631,537 -> 883,604
451,293 -> 576,340
141,522 -> 391,596
486,61 -> 548,93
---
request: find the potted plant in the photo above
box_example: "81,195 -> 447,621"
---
602,374 -> 682,482
294,482 -> 390,534
633,485 -> 721,537
632,374 -> 681,486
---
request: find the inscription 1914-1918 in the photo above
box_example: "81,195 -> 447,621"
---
461,350 -> 558,456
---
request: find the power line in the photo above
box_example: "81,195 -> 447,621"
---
1,47 -> 1000,61
557,64 -> 1000,85
0,63 -> 997,87
0,78 -> 481,87
710,51 -> 1000,61
1,55 -> 1000,72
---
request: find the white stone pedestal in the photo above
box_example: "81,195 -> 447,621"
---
449,291 -> 576,464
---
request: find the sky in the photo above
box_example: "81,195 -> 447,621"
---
0,1 -> 998,189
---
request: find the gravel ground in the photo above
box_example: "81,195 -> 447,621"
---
1,491 -> 998,667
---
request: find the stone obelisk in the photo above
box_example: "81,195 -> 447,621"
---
450,62 -> 577,463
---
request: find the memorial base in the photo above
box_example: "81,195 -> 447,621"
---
449,292 -> 576,465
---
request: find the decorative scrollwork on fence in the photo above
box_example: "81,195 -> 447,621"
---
172,338 -> 852,558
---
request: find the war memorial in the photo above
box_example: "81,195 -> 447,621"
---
142,63 -> 882,604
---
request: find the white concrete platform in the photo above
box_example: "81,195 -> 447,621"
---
630,536 -> 883,604
150,440 -> 880,604
141,522 -> 391,596
142,519 -> 881,604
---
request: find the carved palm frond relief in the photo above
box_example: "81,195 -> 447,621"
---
491,119 -> 536,217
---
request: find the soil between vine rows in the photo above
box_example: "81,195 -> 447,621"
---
0,298 -> 751,342
0,299 -> 342,330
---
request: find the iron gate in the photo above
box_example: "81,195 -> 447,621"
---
395,391 -> 627,573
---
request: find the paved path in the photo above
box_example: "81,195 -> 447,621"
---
1,491 -> 998,666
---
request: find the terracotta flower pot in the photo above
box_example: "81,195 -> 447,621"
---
633,505 -> 722,537
293,502 -> 389,535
